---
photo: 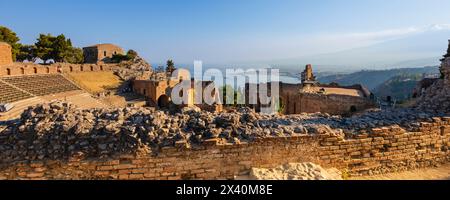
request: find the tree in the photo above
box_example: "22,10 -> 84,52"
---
166,59 -> 176,74
34,33 -> 81,63
35,34 -> 55,61
0,26 -> 20,61
16,44 -> 36,61
61,47 -> 83,64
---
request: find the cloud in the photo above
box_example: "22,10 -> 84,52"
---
162,24 -> 450,64
251,24 -> 450,62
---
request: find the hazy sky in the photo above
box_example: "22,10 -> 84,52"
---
2,0 -> 450,66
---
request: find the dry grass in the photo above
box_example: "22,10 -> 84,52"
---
65,71 -> 122,94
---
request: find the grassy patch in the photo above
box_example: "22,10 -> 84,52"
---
65,71 -> 122,94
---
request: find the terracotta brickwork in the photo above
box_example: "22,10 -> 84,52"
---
0,120 -> 448,180
245,82 -> 374,115
133,70 -> 222,111
283,93 -> 374,115
0,42 -> 13,66
0,63 -> 116,77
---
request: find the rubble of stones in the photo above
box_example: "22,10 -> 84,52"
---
415,79 -> 450,113
0,97 -> 448,162
113,55 -> 153,81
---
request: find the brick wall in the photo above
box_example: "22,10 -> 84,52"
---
0,119 -> 448,180
83,44 -> 124,63
0,43 -> 13,66
0,63 -> 116,77
284,93 -> 374,115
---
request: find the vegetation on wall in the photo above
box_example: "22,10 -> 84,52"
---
111,49 -> 138,63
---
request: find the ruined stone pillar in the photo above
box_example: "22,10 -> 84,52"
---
441,40 -> 450,84
0,42 -> 13,67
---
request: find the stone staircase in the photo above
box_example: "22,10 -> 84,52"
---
0,74 -> 80,100
0,80 -> 33,103
0,74 -> 88,121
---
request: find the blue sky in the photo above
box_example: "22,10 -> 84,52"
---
1,0 -> 450,67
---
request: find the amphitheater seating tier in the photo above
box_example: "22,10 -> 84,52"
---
0,74 -> 80,103
0,81 -> 33,103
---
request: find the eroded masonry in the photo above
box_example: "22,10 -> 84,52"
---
0,41 -> 448,180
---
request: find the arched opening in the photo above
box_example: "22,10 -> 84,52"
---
350,105 -> 357,113
157,95 -> 170,108
70,66 -> 73,72
80,66 -> 84,71
90,66 -> 94,71
104,51 -> 107,57
33,67 -> 37,74
6,68 -> 11,75
100,65 -> 103,71
21,68 -> 25,75
46,67 -> 50,73
441,126 -> 445,136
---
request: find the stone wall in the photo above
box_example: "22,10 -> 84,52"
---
283,93 -> 374,115
0,63 -> 116,77
83,44 -> 124,64
0,121 -> 448,180
0,43 -> 13,66
245,82 -> 374,115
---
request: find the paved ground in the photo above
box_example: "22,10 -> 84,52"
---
0,90 -> 108,121
350,164 -> 450,180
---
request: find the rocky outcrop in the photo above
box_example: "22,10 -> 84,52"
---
415,47 -> 450,113
113,55 -> 152,81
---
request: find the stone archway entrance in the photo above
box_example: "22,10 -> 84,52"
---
157,95 -> 170,108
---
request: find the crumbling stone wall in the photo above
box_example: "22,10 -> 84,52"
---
0,122 -> 448,180
0,42 -> 13,66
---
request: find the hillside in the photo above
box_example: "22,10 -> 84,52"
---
372,74 -> 423,101
318,66 -> 439,90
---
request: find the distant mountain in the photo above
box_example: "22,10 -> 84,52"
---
318,66 -> 439,90
271,25 -> 450,72
372,74 -> 424,101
